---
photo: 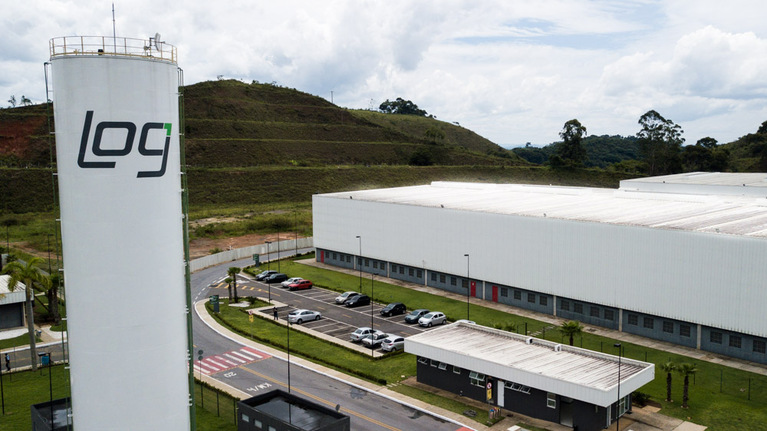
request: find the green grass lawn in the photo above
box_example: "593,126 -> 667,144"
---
0,366 -> 236,430
235,256 -> 767,431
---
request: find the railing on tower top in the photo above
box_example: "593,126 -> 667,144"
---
49,36 -> 177,63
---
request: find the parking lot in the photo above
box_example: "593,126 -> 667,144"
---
216,274 -> 446,352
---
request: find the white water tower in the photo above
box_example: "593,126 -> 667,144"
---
48,35 -> 191,430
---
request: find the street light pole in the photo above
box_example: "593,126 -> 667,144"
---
265,241 -> 272,302
614,343 -> 622,431
370,273 -> 375,356
277,232 -> 280,273
356,235 -> 362,292
464,254 -> 470,320
287,320 -> 291,393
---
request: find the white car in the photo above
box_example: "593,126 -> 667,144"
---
418,312 -> 447,327
350,327 -> 375,342
282,277 -> 304,288
287,309 -> 321,324
381,335 -> 405,352
335,291 -> 359,304
361,331 -> 388,348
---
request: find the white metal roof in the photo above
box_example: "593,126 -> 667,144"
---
405,322 -> 654,406
324,176 -> 767,238
0,275 -> 26,305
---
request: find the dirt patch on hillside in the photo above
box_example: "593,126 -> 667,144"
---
9,233 -> 301,262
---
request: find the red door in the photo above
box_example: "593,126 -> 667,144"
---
470,281 -> 476,298
492,285 -> 498,302
320,250 -> 324,263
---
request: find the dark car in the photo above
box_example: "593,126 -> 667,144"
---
380,302 -> 406,317
404,309 -> 430,324
255,270 -> 278,281
345,294 -> 370,308
265,273 -> 288,284
288,280 -> 313,291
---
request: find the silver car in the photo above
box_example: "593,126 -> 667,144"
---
361,331 -> 388,348
350,327 -> 375,342
418,312 -> 447,327
335,291 -> 359,304
287,309 -> 321,324
381,335 -> 405,352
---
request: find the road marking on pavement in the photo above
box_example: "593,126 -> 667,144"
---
224,353 -> 246,363
215,355 -> 239,366
230,350 -> 258,361
237,366 -> 401,431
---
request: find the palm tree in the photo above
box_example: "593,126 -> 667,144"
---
224,277 -> 233,302
3,257 -> 51,370
677,363 -> 698,408
227,267 -> 241,303
559,320 -> 583,346
660,362 -> 676,402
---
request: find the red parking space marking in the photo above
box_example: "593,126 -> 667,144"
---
194,347 -> 272,375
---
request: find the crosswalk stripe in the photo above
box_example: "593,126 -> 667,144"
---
207,358 -> 228,369
242,346 -> 265,358
225,353 -> 246,363
200,361 -> 221,371
193,365 -> 210,375
230,350 -> 257,361
215,355 -> 238,366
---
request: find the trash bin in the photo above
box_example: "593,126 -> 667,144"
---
41,355 -> 50,366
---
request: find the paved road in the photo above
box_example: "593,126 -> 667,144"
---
191,254 -> 471,431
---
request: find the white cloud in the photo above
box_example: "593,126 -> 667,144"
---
2,1 -> 767,147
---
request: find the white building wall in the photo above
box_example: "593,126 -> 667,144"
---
314,194 -> 767,338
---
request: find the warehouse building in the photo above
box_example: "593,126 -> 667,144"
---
0,275 -> 26,330
405,322 -> 654,430
312,173 -> 767,365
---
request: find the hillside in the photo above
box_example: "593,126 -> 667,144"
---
182,79 -> 523,167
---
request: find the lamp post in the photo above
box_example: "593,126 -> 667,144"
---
277,232 -> 280,273
287,319 -> 292,393
265,241 -> 272,302
614,343 -> 622,431
356,235 -> 362,292
464,254 -> 470,320
370,273 -> 376,356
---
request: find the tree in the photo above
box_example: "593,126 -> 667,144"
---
660,362 -> 676,402
224,276 -> 233,301
681,137 -> 729,172
7,95 -> 16,108
637,110 -> 685,175
556,119 -> 588,166
677,363 -> 698,408
424,126 -> 445,143
48,273 -> 63,323
379,98 -> 429,116
3,257 -> 51,370
227,267 -> 241,303
559,320 -> 583,346
20,95 -> 32,106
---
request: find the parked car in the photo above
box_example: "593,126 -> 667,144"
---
345,294 -> 370,308
419,311 -> 447,327
404,309 -> 430,324
350,327 -> 375,342
334,291 -> 359,304
380,302 -> 406,317
288,280 -> 313,291
287,309 -> 321,324
381,335 -> 406,352
281,277 -> 303,288
265,273 -> 288,284
255,270 -> 277,281
361,331 -> 389,348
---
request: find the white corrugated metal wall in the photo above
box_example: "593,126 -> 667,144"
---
314,194 -> 767,338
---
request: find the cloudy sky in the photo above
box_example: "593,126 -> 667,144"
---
3,1 -> 767,148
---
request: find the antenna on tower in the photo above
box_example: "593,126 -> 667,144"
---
112,3 -> 117,52
154,33 -> 162,52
